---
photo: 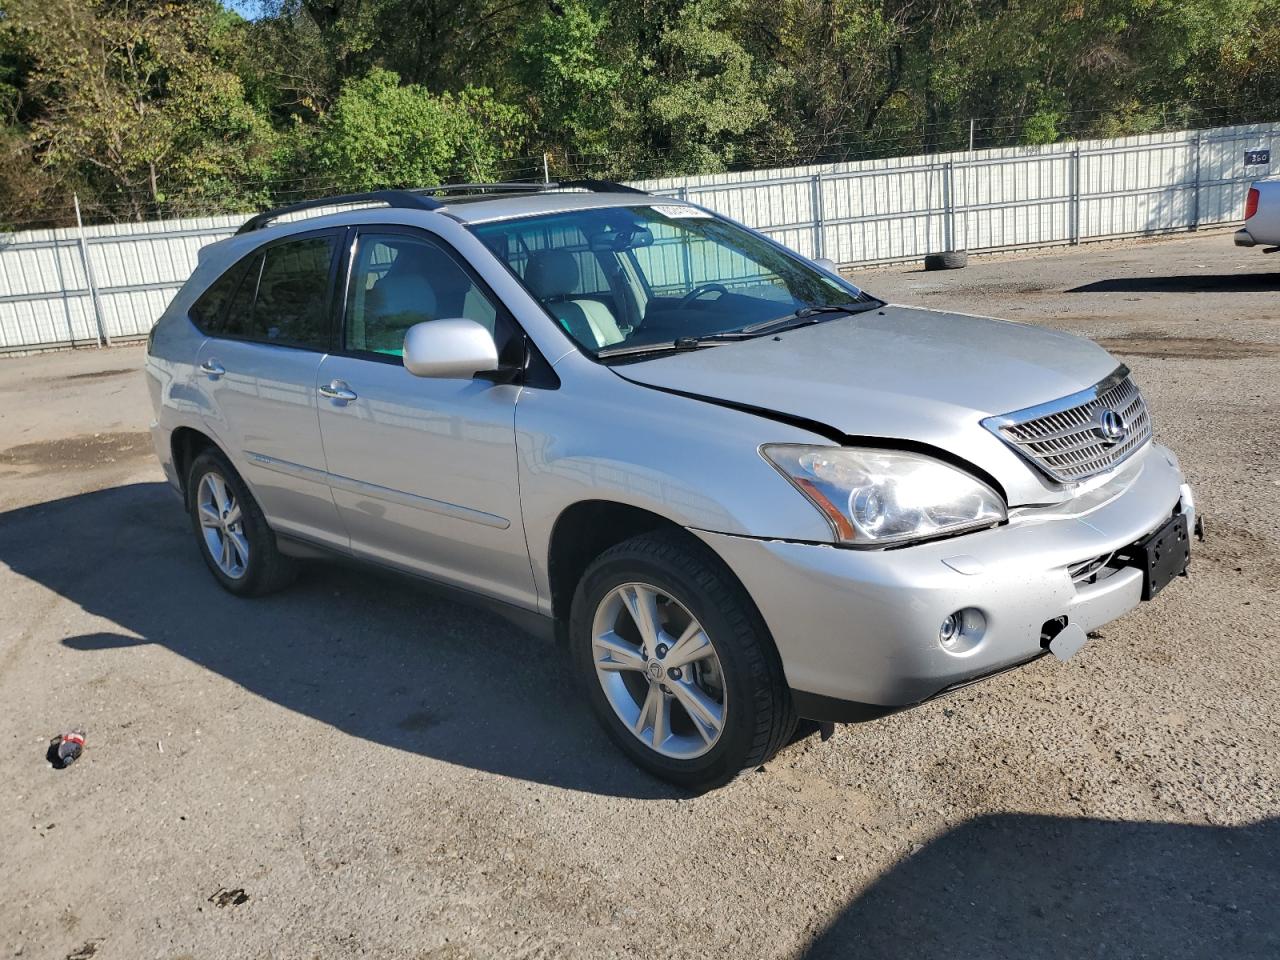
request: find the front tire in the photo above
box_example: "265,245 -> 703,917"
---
187,448 -> 295,597
569,532 -> 796,791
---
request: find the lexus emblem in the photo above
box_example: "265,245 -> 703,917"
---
1093,408 -> 1128,446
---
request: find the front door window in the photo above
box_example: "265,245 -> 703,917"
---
346,233 -> 499,358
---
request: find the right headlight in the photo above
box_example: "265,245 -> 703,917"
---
761,444 -> 1006,547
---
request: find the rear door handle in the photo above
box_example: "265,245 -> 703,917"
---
199,359 -> 225,378
318,380 -> 358,403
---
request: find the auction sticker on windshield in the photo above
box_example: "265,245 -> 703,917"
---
650,204 -> 713,219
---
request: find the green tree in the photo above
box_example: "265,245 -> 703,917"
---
312,67 -> 526,189
4,0 -> 1280,222
931,0 -> 1272,147
642,0 -> 776,173
0,13 -> 55,228
373,0 -> 541,92
514,0 -> 622,160
240,0 -> 539,116
234,0 -> 380,121
728,0 -> 902,163
5,0 -> 278,219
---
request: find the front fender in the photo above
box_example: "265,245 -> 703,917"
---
515,357 -> 836,613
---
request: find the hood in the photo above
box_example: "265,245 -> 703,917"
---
614,305 -> 1122,505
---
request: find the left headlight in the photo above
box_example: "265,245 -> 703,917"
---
761,444 -> 1006,548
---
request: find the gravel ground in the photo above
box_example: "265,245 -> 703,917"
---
1,231 -> 1277,960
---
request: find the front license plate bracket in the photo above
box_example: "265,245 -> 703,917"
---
1133,513 -> 1190,601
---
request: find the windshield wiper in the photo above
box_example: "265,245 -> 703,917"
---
596,335 -> 742,360
595,300 -> 880,360
738,300 -> 880,336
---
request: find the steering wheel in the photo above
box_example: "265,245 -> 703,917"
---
676,283 -> 729,308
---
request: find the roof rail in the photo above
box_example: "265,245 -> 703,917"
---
234,179 -> 652,233
554,179 -> 649,195
424,179 -> 650,196
428,182 -> 550,195
234,189 -> 444,234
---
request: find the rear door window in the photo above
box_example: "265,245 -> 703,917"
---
203,232 -> 340,350
222,253 -> 263,337
246,235 -> 338,349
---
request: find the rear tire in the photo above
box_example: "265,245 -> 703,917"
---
186,448 -> 296,597
569,531 -> 796,791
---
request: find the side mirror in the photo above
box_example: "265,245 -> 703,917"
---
813,257 -> 840,274
403,319 -> 499,379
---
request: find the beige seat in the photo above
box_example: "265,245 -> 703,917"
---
524,250 -> 625,347
361,245 -> 439,353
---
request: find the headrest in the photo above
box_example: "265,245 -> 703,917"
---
525,249 -> 580,299
371,257 -> 437,319
383,242 -> 437,277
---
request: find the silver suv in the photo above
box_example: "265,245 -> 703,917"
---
146,182 -> 1197,789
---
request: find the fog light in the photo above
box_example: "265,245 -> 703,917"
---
938,608 -> 986,654
939,612 -> 962,648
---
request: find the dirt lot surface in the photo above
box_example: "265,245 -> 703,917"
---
2,232 -> 1277,959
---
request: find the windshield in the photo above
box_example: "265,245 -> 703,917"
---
469,203 -> 877,359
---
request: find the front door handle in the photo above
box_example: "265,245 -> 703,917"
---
318,380 -> 358,403
199,359 -> 225,378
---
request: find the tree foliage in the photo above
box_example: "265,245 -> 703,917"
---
311,68 -> 525,188
4,0 -> 279,220
514,0 -> 621,158
0,0 -> 1277,226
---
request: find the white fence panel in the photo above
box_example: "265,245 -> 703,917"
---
1,121 -> 1276,352
0,215 -> 241,350
0,291 -> 98,348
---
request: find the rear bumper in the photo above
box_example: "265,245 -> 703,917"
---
1235,228 -> 1256,247
695,445 -> 1190,718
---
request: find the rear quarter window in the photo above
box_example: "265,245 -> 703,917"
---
188,257 -> 252,334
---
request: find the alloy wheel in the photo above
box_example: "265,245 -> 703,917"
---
196,472 -> 249,579
591,582 -> 727,760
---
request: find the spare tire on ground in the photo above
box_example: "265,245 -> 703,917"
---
923,250 -> 968,271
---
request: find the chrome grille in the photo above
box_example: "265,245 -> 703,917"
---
984,368 -> 1153,483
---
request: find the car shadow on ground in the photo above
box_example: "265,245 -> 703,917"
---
0,481 -> 674,799
1067,272 -> 1280,294
802,814 -> 1279,959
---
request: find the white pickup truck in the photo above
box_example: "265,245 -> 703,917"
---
1235,178 -> 1280,251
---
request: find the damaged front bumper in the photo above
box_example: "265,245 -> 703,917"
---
695,444 -> 1194,722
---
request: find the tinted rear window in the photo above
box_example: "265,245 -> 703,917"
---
245,236 -> 336,348
189,257 -> 251,334
193,233 -> 338,350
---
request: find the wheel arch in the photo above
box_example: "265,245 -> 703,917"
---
169,425 -> 222,495
546,500 -> 690,627
559,501 -> 800,787
544,499 -> 772,642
